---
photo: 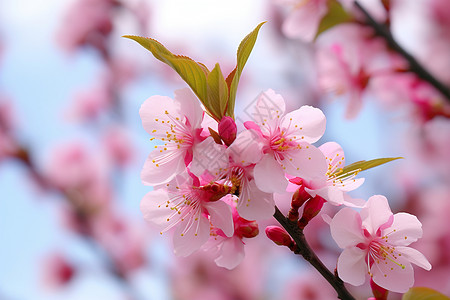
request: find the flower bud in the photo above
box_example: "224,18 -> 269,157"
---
236,219 -> 259,238
265,226 -> 292,247
218,116 -> 237,146
298,195 -> 326,229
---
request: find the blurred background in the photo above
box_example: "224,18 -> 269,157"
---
1,0 -> 449,299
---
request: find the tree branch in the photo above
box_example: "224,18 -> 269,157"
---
353,1 -> 450,102
273,206 -> 355,300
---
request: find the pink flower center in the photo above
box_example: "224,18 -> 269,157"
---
365,236 -> 405,278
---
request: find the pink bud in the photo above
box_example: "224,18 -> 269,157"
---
236,219 -> 259,238
370,278 -> 389,300
298,195 -> 326,229
218,116 -> 237,146
265,226 -> 292,246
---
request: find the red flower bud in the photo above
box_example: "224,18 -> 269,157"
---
298,195 -> 326,229
265,226 -> 292,247
218,116 -> 237,146
236,219 -> 259,238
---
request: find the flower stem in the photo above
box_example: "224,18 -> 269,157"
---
353,1 -> 450,102
273,206 -> 356,300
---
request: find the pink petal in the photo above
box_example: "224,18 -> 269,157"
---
395,246 -> 431,271
238,178 -> 275,220
283,106 -> 326,143
319,141 -> 345,165
282,0 -> 328,42
283,143 -> 328,180
371,257 -> 414,293
190,137 -> 228,177
337,247 -> 367,286
140,189 -> 179,228
339,178 -> 365,192
173,216 -> 210,257
227,129 -> 264,165
214,237 -> 245,270
141,145 -> 186,185
205,200 -> 234,237
174,88 -> 203,129
361,195 -> 393,235
139,95 -> 180,138
247,89 -> 286,126
330,208 -> 365,249
254,154 -> 288,194
385,213 -> 423,246
313,186 -> 345,206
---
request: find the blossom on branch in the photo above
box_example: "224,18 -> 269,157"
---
330,195 -> 431,293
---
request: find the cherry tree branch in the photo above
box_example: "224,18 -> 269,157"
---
273,206 -> 356,300
353,1 -> 450,102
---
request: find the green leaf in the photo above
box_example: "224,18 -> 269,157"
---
402,287 -> 450,300
206,63 -> 229,120
332,157 -> 403,178
123,35 -> 208,109
316,0 -> 353,38
226,22 -> 266,118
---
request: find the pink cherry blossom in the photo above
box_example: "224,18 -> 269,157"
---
316,24 -> 406,119
330,195 -> 431,293
277,0 -> 329,42
205,195 -> 259,269
140,88 -> 205,185
244,89 -> 328,194
302,141 -> 365,207
140,171 -> 234,257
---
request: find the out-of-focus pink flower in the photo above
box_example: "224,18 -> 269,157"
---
316,24 -> 405,119
339,0 -> 387,23
330,195 -> 431,293
0,100 -> 18,160
141,171 -> 233,257
42,253 -> 75,289
140,88 -> 205,185
65,80 -> 113,122
281,271 -> 337,300
92,212 -> 146,275
45,142 -> 112,214
102,126 -> 134,167
276,0 -> 329,42
244,89 -> 327,193
56,0 -> 118,54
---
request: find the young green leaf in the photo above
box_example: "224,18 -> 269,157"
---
123,35 -> 208,109
315,0 -> 353,39
402,287 -> 450,300
206,63 -> 229,120
226,22 -> 266,118
332,157 -> 403,178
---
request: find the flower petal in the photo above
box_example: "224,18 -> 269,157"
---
385,212 -> 423,246
139,95 -> 180,138
337,247 -> 367,286
190,137 -> 228,177
174,88 -> 203,129
173,216 -> 210,257
238,178 -> 275,220
141,145 -> 186,185
247,89 -> 286,126
205,200 -> 234,237
330,208 -> 365,249
283,143 -> 328,180
371,256 -> 414,293
214,237 -> 245,270
228,129 -> 264,165
395,246 -> 431,271
254,154 -> 288,194
283,105 -> 326,143
140,189 -> 179,229
361,195 -> 393,235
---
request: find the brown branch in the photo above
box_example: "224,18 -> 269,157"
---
273,206 -> 356,300
353,1 -> 450,102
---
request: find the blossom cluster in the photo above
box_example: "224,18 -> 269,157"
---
139,86 -> 430,292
